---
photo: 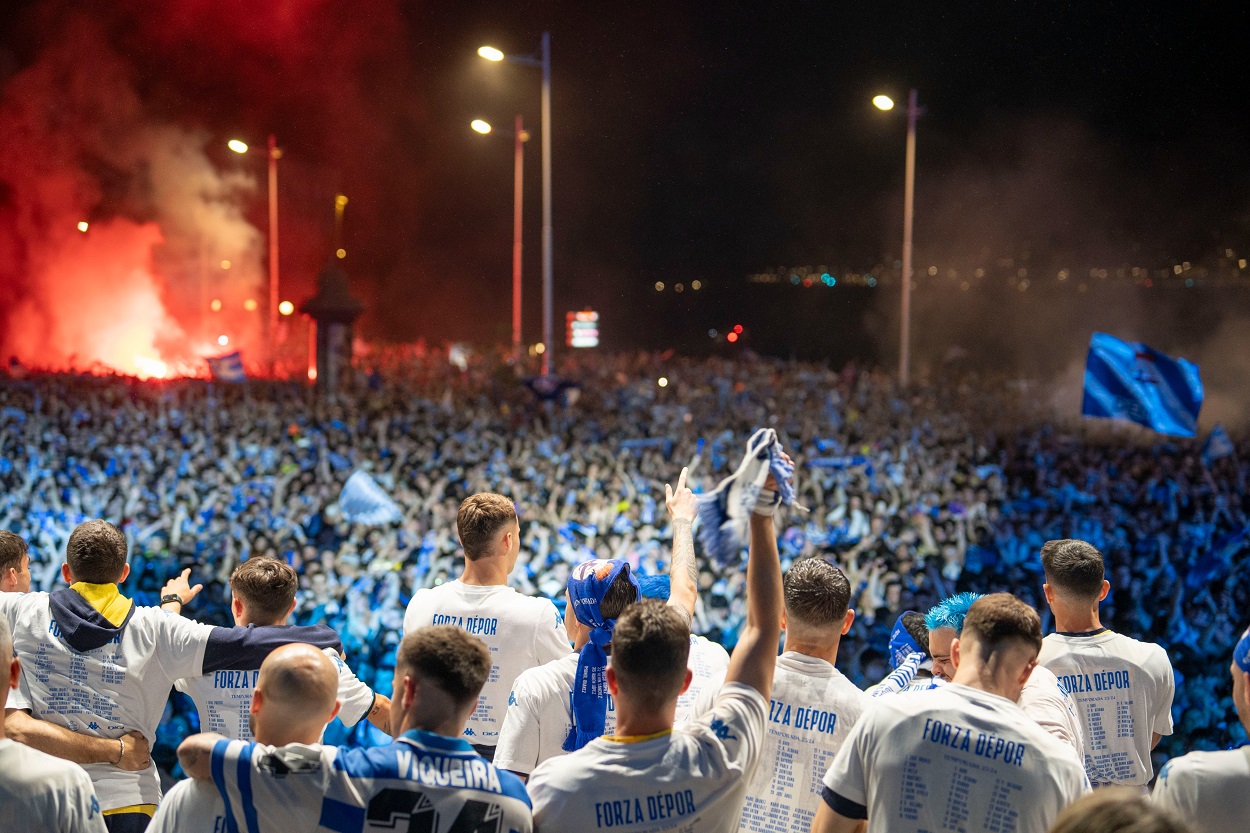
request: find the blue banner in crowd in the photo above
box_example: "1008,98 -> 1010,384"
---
206,351 -> 246,382
1081,332 -> 1203,437
1202,424 -> 1235,466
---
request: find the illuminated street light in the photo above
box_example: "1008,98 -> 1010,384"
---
471,116 -> 528,362
278,300 -> 294,316
479,33 -> 553,375
227,139 -> 249,154
218,335 -> 229,346
471,119 -> 493,135
227,135 -> 282,372
210,299 -> 222,312
874,88 -> 921,387
77,221 -> 89,232
335,248 -> 346,259
244,298 -> 258,311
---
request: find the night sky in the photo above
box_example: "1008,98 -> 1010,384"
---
1,1 -> 1247,358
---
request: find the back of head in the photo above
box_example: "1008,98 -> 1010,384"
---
257,643 -> 339,721
610,599 -> 690,710
456,494 -> 517,561
0,530 -> 28,576
783,557 -> 851,635
960,593 -> 1043,665
1049,789 -> 1194,833
66,520 -> 127,584
231,557 -> 299,625
902,612 -> 930,657
1040,539 -> 1105,600
397,625 -> 491,711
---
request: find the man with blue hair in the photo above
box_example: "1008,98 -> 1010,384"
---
877,591 -> 1085,762
494,468 -> 701,779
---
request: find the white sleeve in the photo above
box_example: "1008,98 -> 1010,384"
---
1151,759 -> 1193,817
151,610 -> 215,683
494,675 -> 543,776
695,682 -> 767,777
822,710 -> 873,817
6,680 -> 31,710
1150,648 -> 1175,736
532,601 -> 570,665
61,766 -> 109,833
325,649 -> 376,728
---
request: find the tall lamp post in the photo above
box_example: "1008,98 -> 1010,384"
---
228,135 -> 282,372
874,90 -> 919,388
471,116 -> 530,362
479,33 -> 553,375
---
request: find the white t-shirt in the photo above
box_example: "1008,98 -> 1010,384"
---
528,682 -> 768,832
403,581 -> 568,747
207,732 -> 533,832
175,646 -> 376,740
0,592 -> 213,809
146,778 -> 223,833
1018,666 -> 1086,765
1152,747 -> 1250,833
5,681 -> 30,709
1038,630 -> 1174,786
0,738 -> 108,833
675,635 -> 730,725
495,653 -> 619,776
739,652 -> 871,833
822,683 -> 1088,833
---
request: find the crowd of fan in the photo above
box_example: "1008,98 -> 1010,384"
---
1,350 -> 1246,771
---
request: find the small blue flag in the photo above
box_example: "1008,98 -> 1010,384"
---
1081,333 -> 1202,437
206,351 -> 246,382
338,470 -> 402,525
1202,425 -> 1235,466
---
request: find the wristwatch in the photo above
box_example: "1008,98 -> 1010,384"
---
160,594 -> 184,607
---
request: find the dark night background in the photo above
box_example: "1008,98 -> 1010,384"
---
1,1 -> 1248,376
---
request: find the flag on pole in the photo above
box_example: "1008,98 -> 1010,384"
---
1202,424 -> 1236,466
1081,333 -> 1203,437
206,351 -> 246,382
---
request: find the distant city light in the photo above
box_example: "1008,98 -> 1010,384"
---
243,298 -> 258,311
1185,278 -> 1194,288
478,46 -> 505,62
873,95 -> 895,111
654,281 -> 665,291
471,119 -> 493,135
220,260 -> 231,270
77,221 -> 89,232
227,139 -> 248,154
727,332 -> 739,343
674,283 -> 684,293
567,310 -> 599,348
708,328 -> 718,338
1240,259 -> 1247,269
210,299 -> 222,312
336,248 -> 346,259
927,265 -> 937,276
534,342 -> 546,355
658,377 -> 668,388
733,324 -> 743,334
308,367 -> 317,380
691,280 -> 702,290
217,335 -> 229,346
278,300 -> 295,316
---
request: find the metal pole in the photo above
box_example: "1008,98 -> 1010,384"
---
900,89 -> 917,388
267,134 -> 280,375
513,114 -> 525,363
540,31 -> 553,376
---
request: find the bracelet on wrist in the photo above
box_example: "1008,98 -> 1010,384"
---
116,736 -> 125,766
160,594 -> 184,608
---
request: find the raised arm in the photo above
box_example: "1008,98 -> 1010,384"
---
177,732 -> 228,781
723,510 -> 783,698
664,466 -> 698,621
4,711 -> 149,770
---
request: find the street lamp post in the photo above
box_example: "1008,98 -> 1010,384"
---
479,33 -> 554,375
471,116 -> 529,362
228,136 -> 282,373
874,89 -> 920,388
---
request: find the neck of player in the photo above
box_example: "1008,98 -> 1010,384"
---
783,633 -> 842,665
1050,597 -> 1103,634
459,555 -> 511,586
613,694 -> 678,738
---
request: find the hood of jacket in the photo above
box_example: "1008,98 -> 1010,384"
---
48,582 -> 135,652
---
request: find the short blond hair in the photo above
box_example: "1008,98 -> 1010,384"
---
456,494 -> 516,561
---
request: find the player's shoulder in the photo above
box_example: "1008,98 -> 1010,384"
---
0,738 -> 92,786
513,653 -> 575,693
1159,748 -> 1249,785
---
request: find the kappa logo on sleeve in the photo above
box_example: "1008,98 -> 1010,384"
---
709,717 -> 737,741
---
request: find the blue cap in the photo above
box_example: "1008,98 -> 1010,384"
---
1235,625 -> 1250,673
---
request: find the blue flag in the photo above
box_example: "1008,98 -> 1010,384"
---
1202,424 -> 1235,466
206,351 -> 246,382
339,470 -> 402,525
1081,333 -> 1202,437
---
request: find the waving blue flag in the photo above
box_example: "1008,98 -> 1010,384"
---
1202,424 -> 1235,466
1081,333 -> 1203,437
206,351 -> 246,382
